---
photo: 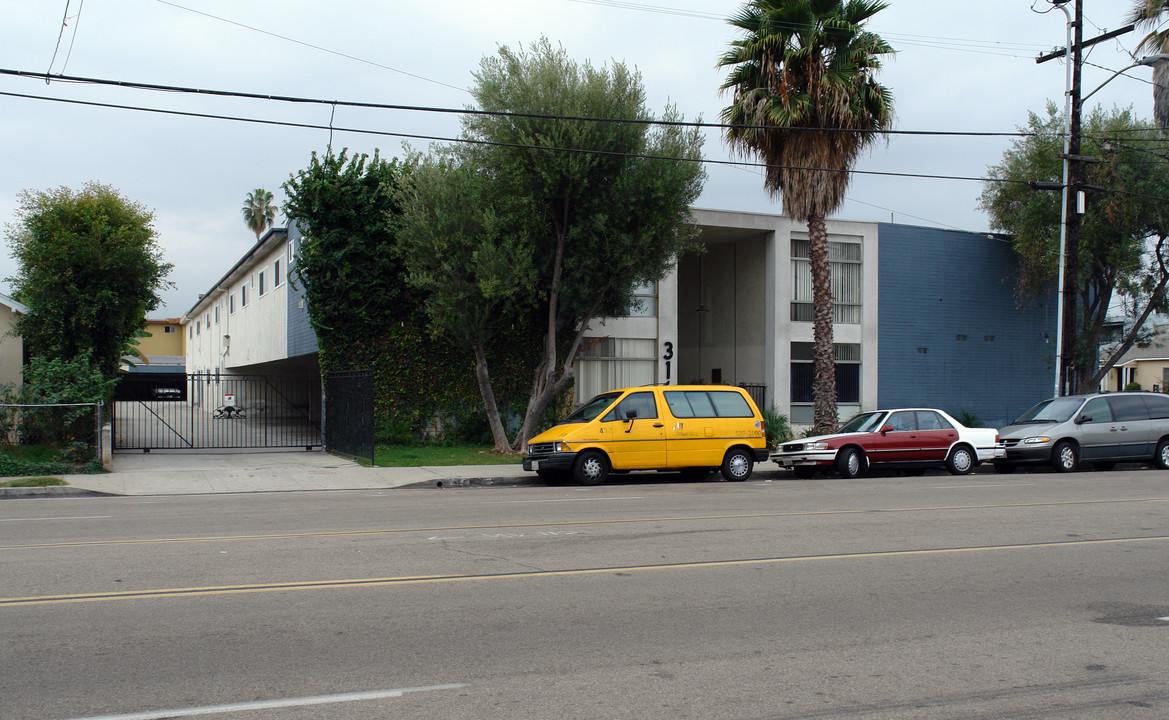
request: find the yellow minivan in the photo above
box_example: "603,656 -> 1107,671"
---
522,384 -> 769,485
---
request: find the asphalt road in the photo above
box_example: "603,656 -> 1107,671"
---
3,466 -> 1168,720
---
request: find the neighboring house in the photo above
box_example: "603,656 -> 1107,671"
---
1099,328 -> 1169,393
183,211 -> 1055,431
0,292 -> 28,390
123,317 -> 186,374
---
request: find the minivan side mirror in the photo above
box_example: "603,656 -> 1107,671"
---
1077,414 -> 1090,424
624,409 -> 638,420
880,424 -> 894,434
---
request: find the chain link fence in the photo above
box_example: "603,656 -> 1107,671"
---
0,402 -> 103,475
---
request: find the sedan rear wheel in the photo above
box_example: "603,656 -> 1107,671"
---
946,445 -> 976,475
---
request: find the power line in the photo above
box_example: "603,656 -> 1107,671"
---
0,67 -> 1037,139
152,0 -> 468,93
45,1 -> 72,78
0,87 -> 1028,187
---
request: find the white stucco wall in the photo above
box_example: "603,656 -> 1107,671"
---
183,233 -> 290,376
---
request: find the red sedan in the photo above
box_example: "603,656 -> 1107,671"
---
771,408 -> 1004,479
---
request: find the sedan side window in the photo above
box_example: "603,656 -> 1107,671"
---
916,411 -> 952,430
887,411 -> 916,432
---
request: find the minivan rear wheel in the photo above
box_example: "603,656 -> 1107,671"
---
720,448 -> 753,481
1154,438 -> 1169,469
1051,441 -> 1078,472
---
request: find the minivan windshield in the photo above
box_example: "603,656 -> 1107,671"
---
1014,396 -> 1085,424
560,392 -> 622,425
837,411 -> 888,434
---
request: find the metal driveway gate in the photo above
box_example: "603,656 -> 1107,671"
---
112,373 -> 321,451
324,369 -> 375,464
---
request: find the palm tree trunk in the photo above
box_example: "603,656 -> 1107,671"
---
808,214 -> 837,434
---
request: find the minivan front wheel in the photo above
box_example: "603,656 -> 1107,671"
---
1154,438 -> 1169,469
1051,441 -> 1078,472
720,448 -> 754,481
573,450 -> 610,485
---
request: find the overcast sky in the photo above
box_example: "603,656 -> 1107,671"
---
1,1 -> 1159,317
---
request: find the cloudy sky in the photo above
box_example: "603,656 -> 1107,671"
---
0,0 -> 1159,317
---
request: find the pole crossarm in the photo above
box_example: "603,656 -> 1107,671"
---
1036,24 -> 1134,64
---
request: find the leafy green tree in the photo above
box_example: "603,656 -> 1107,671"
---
5,182 -> 173,379
446,38 -> 706,450
718,0 -> 894,434
241,187 -> 278,240
283,150 -> 409,341
1129,0 -> 1169,132
980,103 -> 1169,390
394,152 -> 537,451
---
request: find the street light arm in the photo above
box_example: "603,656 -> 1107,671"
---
1082,54 -> 1169,102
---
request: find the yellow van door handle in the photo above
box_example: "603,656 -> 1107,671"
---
653,423 -> 664,428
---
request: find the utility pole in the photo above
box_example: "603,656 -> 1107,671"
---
1062,0 -> 1083,396
1037,1 -> 1134,395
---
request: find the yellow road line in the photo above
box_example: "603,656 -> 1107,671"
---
4,496 -> 1168,551
5,534 -> 1167,607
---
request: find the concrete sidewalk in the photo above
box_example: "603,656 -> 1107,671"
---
0,449 -> 537,498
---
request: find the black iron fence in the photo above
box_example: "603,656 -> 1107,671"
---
324,369 -> 375,465
739,383 -> 767,411
113,373 -> 321,451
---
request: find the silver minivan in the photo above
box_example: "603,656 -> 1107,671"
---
995,392 -> 1169,473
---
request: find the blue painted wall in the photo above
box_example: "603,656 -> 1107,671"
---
286,223 -> 319,358
876,223 -> 1056,428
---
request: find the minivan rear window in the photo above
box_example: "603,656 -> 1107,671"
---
1107,394 -> 1149,422
1142,393 -> 1169,419
664,390 -> 753,418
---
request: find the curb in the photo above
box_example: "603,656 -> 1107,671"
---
403,475 -> 542,490
0,486 -> 114,499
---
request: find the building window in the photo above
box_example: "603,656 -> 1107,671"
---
196,321 -> 201,336
790,238 -> 862,324
576,338 -> 656,402
790,342 -> 861,424
189,325 -> 192,339
214,306 -> 220,324
229,293 -> 236,314
621,282 -> 657,317
259,271 -> 266,297
241,285 -> 249,307
274,259 -> 282,288
164,325 -> 176,334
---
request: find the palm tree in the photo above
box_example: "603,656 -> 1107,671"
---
718,0 -> 893,434
1129,0 -> 1169,132
241,188 -> 277,240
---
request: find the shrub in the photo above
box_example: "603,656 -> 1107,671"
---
955,410 -> 984,428
762,405 -> 793,449
1124,381 -> 1143,392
